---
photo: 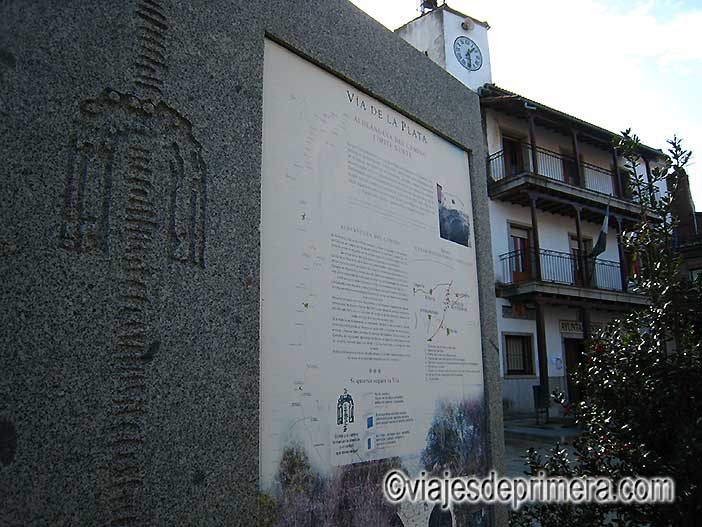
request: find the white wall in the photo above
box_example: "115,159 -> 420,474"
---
442,10 -> 492,92
395,9 -> 446,69
491,197 -> 622,372
499,299 -> 618,414
629,157 -> 668,198
651,160 -> 668,196
491,171 -> 624,414
397,8 -> 492,92
495,297 -> 536,373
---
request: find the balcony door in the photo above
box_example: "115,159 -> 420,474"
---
560,148 -> 580,186
503,135 -> 526,176
510,226 -> 532,283
569,236 -> 593,287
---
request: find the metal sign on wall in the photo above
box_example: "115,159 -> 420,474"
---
559,320 -> 605,335
259,39 -> 487,525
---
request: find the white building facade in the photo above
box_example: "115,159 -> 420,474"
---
398,3 -> 667,416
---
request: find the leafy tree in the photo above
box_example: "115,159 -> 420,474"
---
510,133 -> 702,527
325,457 -> 403,527
422,398 -> 487,527
257,445 -> 404,527
262,444 -> 326,527
422,398 -> 486,478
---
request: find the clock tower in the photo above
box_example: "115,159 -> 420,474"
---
396,3 -> 492,92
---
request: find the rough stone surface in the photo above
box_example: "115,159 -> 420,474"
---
0,1 -> 504,525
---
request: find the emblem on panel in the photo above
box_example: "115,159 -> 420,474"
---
337,389 -> 355,432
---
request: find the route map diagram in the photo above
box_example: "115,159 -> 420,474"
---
413,280 -> 469,342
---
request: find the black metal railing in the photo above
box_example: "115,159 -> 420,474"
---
582,160 -> 616,195
592,257 -> 623,291
498,248 -> 623,291
488,142 -> 618,197
487,143 -> 667,214
487,150 -> 511,182
488,144 -> 533,182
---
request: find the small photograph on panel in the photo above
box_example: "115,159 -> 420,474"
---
437,183 -> 471,247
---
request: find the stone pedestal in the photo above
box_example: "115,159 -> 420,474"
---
0,2 -> 505,525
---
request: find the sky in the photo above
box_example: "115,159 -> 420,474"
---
349,0 -> 702,209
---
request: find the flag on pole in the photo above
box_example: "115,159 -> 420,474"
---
589,203 -> 610,258
628,248 -> 641,279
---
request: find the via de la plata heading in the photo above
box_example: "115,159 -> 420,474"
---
346,89 -> 428,144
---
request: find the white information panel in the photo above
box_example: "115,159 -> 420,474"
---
260,40 -> 485,519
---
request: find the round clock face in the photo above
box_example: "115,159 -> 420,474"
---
453,36 -> 483,71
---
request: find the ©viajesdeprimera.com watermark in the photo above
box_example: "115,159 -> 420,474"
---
383,470 -> 675,510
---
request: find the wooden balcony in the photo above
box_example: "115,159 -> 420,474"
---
496,248 -> 649,307
487,143 -> 653,224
